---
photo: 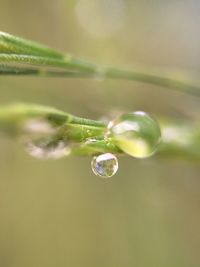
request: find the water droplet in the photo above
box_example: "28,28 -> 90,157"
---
107,111 -> 161,158
24,137 -> 71,160
21,118 -> 71,159
91,153 -> 118,178
22,117 -> 56,136
93,67 -> 106,82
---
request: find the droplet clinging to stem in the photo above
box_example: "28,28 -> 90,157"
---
21,117 -> 71,159
107,111 -> 161,158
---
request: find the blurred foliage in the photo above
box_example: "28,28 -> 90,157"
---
0,0 -> 200,267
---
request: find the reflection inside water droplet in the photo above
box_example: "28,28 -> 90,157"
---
91,153 -> 118,178
107,111 -> 161,158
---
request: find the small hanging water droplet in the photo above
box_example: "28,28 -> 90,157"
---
24,137 -> 71,160
107,111 -> 161,158
91,153 -> 118,178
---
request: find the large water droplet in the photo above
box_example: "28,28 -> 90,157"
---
91,153 -> 118,178
107,111 -> 161,158
24,137 -> 71,160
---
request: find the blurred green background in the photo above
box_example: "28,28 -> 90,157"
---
0,0 -> 200,266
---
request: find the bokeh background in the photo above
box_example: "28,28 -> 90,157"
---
0,0 -> 200,266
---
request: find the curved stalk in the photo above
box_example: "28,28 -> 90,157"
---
0,31 -> 200,96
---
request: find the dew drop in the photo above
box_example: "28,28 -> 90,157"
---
107,111 -> 161,158
93,67 -> 106,82
24,137 -> 71,160
91,153 -> 118,178
21,118 -> 71,160
22,118 -> 56,137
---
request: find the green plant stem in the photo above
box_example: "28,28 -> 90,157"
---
0,103 -> 199,160
0,31 -> 200,96
1,53 -> 199,96
0,103 -> 105,140
0,65 -> 96,77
